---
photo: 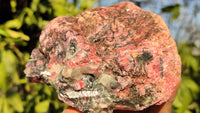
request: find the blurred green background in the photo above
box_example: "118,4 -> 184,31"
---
0,0 -> 199,113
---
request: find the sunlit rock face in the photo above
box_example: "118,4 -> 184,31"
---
24,1 -> 181,113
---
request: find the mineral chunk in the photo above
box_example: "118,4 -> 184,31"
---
24,1 -> 181,113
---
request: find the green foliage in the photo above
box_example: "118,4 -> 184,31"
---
172,42 -> 200,113
0,0 -> 96,113
49,0 -> 79,16
162,4 -> 180,21
178,43 -> 200,74
173,76 -> 200,113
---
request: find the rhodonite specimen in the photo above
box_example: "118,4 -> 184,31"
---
24,1 -> 181,113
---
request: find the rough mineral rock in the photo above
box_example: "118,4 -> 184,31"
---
24,1 -> 181,113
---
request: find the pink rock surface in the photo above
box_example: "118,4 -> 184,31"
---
24,1 -> 181,113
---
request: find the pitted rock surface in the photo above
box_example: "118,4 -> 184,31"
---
24,1 -> 181,113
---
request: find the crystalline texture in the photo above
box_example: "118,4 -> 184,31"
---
24,1 -> 181,113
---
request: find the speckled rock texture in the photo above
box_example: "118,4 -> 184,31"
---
24,1 -> 181,113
